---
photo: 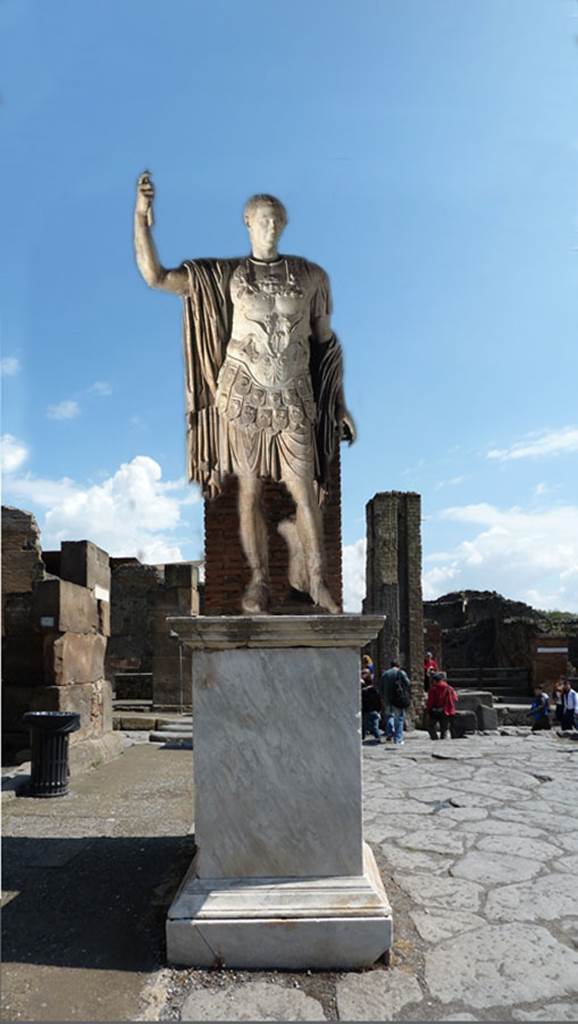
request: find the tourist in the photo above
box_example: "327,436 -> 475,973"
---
552,678 -> 564,727
423,651 -> 438,692
561,677 -> 578,731
362,654 -> 376,682
528,684 -> 551,732
378,660 -> 412,746
361,671 -> 381,742
426,671 -> 457,740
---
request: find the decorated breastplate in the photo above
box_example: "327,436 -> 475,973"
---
226,258 -> 312,388
217,260 -> 316,434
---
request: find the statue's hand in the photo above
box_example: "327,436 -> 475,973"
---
136,170 -> 155,218
341,410 -> 357,445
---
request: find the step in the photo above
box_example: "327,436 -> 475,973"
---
156,723 -> 193,733
149,731 -> 193,744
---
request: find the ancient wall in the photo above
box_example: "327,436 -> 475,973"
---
364,491 -> 424,709
425,591 -> 544,672
204,451 -> 342,615
106,557 -> 202,705
151,562 -> 200,707
424,590 -> 578,675
532,636 -> 571,689
2,507 -> 117,767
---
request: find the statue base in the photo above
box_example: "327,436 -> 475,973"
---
167,842 -> 392,970
165,615 -> 392,969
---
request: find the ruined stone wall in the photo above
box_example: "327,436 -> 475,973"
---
2,508 -> 115,765
204,451 -> 342,615
364,492 -> 424,710
106,558 -> 202,706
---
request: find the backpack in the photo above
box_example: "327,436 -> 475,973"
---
391,670 -> 412,709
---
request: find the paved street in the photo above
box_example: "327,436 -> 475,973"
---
2,730 -> 578,1021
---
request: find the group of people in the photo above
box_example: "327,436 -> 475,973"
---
360,653 -> 459,745
361,651 -> 578,744
528,676 -> 578,733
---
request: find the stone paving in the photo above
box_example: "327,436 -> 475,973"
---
2,729 -> 578,1021
161,730 -> 578,1022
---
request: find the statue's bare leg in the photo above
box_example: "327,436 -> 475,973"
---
237,475 -> 270,614
283,474 -> 339,615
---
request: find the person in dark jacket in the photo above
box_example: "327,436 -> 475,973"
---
361,670 -> 381,742
426,672 -> 457,740
378,660 -> 411,745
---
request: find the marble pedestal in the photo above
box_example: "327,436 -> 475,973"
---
166,615 -> 392,970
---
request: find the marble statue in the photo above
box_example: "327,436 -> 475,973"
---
134,173 -> 356,615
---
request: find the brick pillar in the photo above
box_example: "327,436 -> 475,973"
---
363,492 -> 424,712
204,450 -> 343,615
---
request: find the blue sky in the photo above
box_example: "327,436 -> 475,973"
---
2,0 -> 577,610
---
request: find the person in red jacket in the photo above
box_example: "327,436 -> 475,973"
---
427,672 -> 457,740
423,652 -> 438,693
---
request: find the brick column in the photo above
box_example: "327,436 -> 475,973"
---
204,451 -> 343,615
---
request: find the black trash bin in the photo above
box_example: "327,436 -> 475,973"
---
22,711 -> 81,797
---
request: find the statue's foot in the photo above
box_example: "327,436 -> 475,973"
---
310,578 -> 339,615
242,577 -> 270,616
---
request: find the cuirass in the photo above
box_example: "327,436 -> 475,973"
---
216,257 -> 320,434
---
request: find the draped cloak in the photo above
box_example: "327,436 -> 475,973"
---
181,258 -> 345,499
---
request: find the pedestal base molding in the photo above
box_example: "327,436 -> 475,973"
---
167,843 -> 392,970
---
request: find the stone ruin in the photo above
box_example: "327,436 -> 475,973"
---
107,557 -> 203,707
424,589 -> 578,686
2,506 -> 122,769
363,491 -> 424,712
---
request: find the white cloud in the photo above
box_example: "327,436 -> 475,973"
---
89,381 -> 112,397
3,455 -> 201,564
487,426 -> 578,462
424,502 -> 578,611
0,357 -> 21,377
46,400 -> 80,421
1,434 -> 29,473
342,537 -> 366,612
434,475 -> 468,492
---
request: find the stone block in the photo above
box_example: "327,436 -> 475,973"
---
164,562 -> 200,589
186,626 -> 370,879
1,506 -> 44,594
97,598 -> 111,637
476,704 -> 499,731
60,540 -> 111,596
44,632 -> 107,686
456,690 -> 494,711
451,710 -> 477,738
30,681 -> 105,739
33,578 -> 99,634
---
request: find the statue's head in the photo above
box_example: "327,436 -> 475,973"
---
243,194 -> 287,250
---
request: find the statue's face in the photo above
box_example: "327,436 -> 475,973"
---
246,203 -> 285,251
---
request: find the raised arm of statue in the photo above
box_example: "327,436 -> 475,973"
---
133,171 -> 188,295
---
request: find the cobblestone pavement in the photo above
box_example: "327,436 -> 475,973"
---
160,730 -> 578,1023
3,730 -> 578,1022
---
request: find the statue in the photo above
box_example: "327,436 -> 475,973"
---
134,173 -> 356,615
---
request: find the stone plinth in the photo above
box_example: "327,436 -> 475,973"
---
165,614 -> 392,970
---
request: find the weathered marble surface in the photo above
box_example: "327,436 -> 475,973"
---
168,614 -> 385,650
167,614 -> 390,969
192,645 -> 363,879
